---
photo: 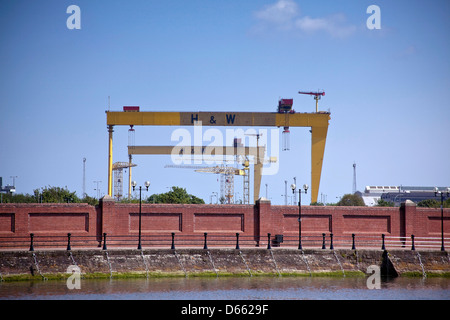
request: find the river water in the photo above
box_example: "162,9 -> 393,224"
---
1,276 -> 449,300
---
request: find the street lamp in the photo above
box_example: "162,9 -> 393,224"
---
434,187 -> 449,251
132,180 -> 150,250
291,183 -> 309,250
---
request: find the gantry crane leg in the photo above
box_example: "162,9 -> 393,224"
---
108,125 -> 114,197
254,161 -> 263,203
311,126 -> 328,203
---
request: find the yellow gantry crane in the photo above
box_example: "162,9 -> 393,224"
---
106,106 -> 330,204
129,145 -> 264,204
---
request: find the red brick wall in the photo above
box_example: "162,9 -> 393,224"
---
0,203 -> 99,237
414,207 -> 450,237
0,198 -> 448,248
269,204 -> 449,238
102,200 -> 255,235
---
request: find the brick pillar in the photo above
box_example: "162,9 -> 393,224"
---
99,195 -> 115,236
183,204 -> 194,234
400,200 -> 417,237
255,198 -> 272,245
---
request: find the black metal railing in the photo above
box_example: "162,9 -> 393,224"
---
0,233 -> 448,251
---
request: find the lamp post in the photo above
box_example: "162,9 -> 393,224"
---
132,180 -> 150,250
434,187 -> 450,252
291,183 -> 309,250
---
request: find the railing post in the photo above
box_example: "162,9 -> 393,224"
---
381,234 -> 385,250
67,233 -> 72,251
352,233 -> 356,250
329,233 -> 334,250
321,233 -> 326,249
171,232 -> 175,250
267,233 -> 271,250
102,233 -> 107,250
29,233 -> 34,252
411,234 -> 415,251
235,233 -> 240,250
203,232 -> 208,250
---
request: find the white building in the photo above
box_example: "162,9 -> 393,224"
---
359,186 -> 399,206
359,186 -> 448,206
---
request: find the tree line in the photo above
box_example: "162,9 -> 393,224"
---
2,187 -> 448,208
0,185 -> 204,205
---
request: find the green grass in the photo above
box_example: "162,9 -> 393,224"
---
0,269 -> 372,281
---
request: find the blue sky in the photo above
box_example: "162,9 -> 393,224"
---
1,0 -> 449,204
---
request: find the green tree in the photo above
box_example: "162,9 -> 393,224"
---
0,192 -> 36,203
34,186 -> 80,203
80,195 -> 99,206
1,186 -> 99,205
417,199 -> 450,208
337,194 -> 365,206
147,186 -> 205,204
375,199 -> 395,207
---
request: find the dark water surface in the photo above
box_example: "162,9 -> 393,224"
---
1,276 -> 449,300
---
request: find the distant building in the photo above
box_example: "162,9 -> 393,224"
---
358,186 -> 399,206
0,177 -> 16,194
360,186 -> 449,206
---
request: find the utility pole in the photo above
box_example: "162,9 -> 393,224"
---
284,180 -> 288,205
83,158 -> 86,198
